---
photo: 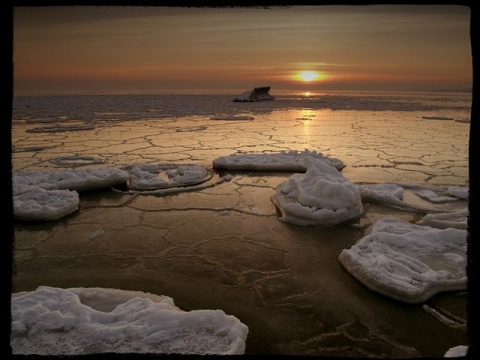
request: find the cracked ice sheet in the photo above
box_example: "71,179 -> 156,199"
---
11,286 -> 248,355
12,109 -> 469,187
338,217 -> 467,304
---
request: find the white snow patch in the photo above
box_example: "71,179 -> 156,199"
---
13,188 -> 79,221
213,149 -> 344,172
339,217 -> 467,303
271,157 -> 363,226
11,286 -> 249,355
123,164 -> 212,190
416,209 -> 468,230
444,345 -> 468,357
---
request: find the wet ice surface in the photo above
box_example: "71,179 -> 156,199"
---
11,93 -> 470,357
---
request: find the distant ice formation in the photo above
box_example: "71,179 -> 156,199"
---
233,86 -> 275,102
210,115 -> 255,120
26,124 -> 96,133
271,157 -> 363,226
11,286 -> 249,355
421,115 -> 454,120
339,217 -> 467,304
213,149 -> 345,172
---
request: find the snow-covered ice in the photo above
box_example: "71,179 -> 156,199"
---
271,157 -> 363,226
13,168 -> 129,195
416,209 -> 468,230
414,189 -> 459,203
447,186 -> 469,200
339,217 -> 467,304
444,345 -> 468,357
13,188 -> 79,221
11,286 -> 249,355
213,149 -> 345,172
26,124 -> 96,133
360,183 -> 467,213
123,164 -> 212,190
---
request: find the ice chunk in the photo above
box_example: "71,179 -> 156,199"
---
233,86 -> 275,102
414,189 -> 458,203
416,209 -> 468,230
271,157 -> 363,226
13,168 -> 129,195
123,164 -> 212,190
421,115 -> 454,120
339,218 -> 467,303
444,345 -> 468,357
213,149 -> 344,172
13,188 -> 79,221
360,183 -> 466,213
11,286 -> 248,355
447,186 -> 468,200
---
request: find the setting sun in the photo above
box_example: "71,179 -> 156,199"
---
299,71 -> 320,82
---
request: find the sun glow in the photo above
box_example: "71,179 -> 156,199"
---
298,71 -> 320,82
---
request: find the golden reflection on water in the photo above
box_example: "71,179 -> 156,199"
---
297,109 -> 316,139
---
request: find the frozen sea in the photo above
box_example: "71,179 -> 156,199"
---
10,91 -> 471,356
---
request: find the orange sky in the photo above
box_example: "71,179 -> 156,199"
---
13,5 -> 472,95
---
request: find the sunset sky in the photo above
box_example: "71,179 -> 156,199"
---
13,5 -> 472,95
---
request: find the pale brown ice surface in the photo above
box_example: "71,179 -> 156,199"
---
12,109 -> 469,357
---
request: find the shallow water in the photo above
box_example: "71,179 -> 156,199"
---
11,92 -> 470,356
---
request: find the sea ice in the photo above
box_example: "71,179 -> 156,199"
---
233,86 -> 275,102
414,189 -> 459,203
447,186 -> 469,200
339,217 -> 467,304
213,149 -> 345,172
444,345 -> 468,357
421,115 -> 454,120
271,157 -> 363,226
13,188 -> 79,221
11,286 -> 249,355
360,183 -> 467,213
13,168 -> 129,195
123,164 -> 212,190
26,124 -> 96,133
210,115 -> 255,121
416,209 -> 468,230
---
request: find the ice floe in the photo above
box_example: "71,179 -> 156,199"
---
360,183 -> 467,213
210,115 -> 255,121
271,157 -> 363,226
444,345 -> 468,357
13,188 -> 79,221
339,217 -> 467,304
447,186 -> 469,200
11,286 -> 248,355
421,115 -> 454,120
26,124 -> 96,133
416,209 -> 468,230
233,86 -> 275,102
213,149 -> 345,172
13,168 -> 129,195
123,164 -> 212,190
